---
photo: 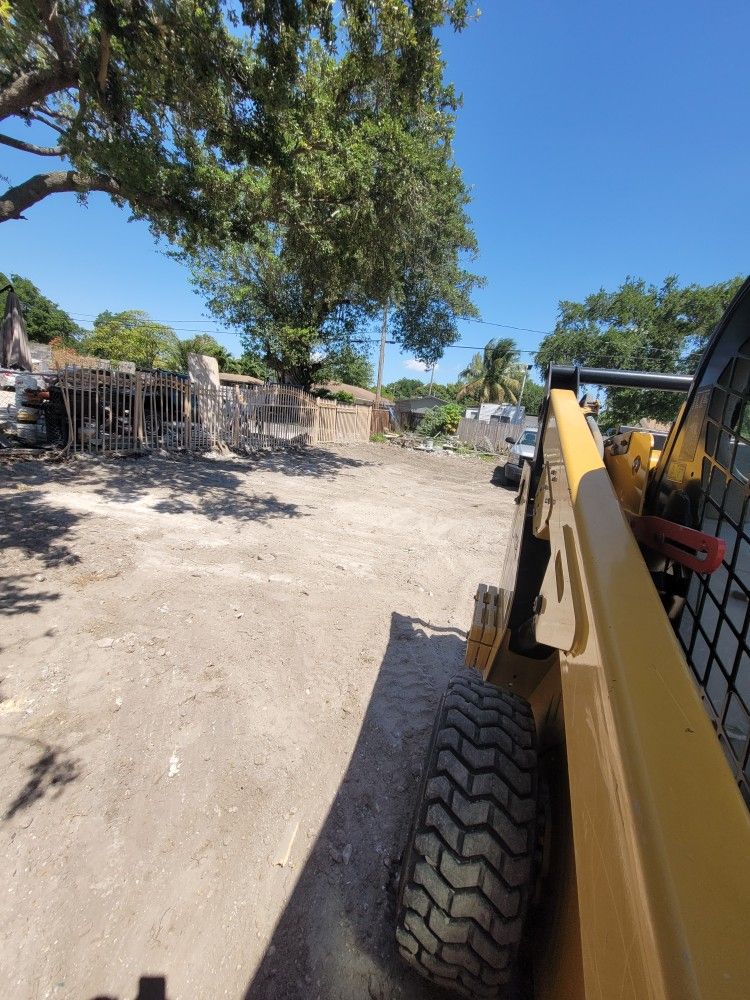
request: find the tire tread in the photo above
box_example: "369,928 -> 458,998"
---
395,676 -> 538,999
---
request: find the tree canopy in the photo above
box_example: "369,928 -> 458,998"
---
80,310 -> 182,369
322,345 -> 374,389
186,24 -> 483,387
535,276 -> 744,425
519,377 -> 545,416
0,272 -> 79,343
1,1 -> 477,242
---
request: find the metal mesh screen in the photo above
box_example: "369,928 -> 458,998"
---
677,343 -> 750,805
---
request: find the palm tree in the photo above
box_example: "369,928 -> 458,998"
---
456,337 -> 521,402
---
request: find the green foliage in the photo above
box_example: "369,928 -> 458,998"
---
1,0 -> 478,242
370,432 -> 386,443
417,401 -> 462,437
174,334 -> 235,373
231,352 -> 273,381
456,338 -> 522,402
188,236 -> 368,387
81,310 -> 181,369
184,9 -> 483,386
382,377 -> 474,402
0,273 -> 79,343
382,378 -> 426,399
520,378 -> 546,416
334,390 -> 356,404
535,276 -> 744,425
321,346 -> 374,389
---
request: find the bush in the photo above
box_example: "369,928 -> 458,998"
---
370,432 -> 386,443
417,402 -> 462,437
334,390 -> 356,403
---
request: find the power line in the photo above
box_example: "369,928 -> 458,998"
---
463,317 -> 552,336
65,309 -> 700,367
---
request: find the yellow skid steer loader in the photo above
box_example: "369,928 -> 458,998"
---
395,279 -> 750,999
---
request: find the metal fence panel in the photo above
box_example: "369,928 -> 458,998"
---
56,370 -> 369,455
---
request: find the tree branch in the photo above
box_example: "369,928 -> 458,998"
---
27,111 -> 68,135
34,0 -> 74,65
0,170 -> 121,222
0,65 -> 77,122
0,133 -> 63,156
97,30 -> 112,94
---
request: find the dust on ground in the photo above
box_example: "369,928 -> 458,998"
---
0,443 -> 515,1000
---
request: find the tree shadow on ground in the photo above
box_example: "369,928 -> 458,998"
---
0,447 -> 362,614
0,455 -> 299,526
0,732 -> 81,820
244,611 -> 470,1000
250,447 -> 371,479
0,481 -> 84,615
0,447 -> 368,528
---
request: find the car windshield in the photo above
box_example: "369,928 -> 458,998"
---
517,430 -> 537,447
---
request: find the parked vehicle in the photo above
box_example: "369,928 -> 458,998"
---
502,427 -> 538,483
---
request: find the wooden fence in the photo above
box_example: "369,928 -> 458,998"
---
56,368 -> 370,455
315,400 -> 372,444
370,407 -> 393,436
456,416 -> 525,454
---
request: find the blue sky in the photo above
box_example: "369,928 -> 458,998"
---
2,0 -> 749,385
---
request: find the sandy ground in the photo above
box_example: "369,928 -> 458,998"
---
0,443 -> 515,1000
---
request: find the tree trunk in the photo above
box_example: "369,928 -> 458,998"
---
0,170 -> 121,222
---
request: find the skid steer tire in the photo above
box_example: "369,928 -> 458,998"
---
395,675 -> 538,999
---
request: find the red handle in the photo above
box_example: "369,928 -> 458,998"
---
630,515 -> 726,573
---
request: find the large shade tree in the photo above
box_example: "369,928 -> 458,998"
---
534,276 -> 744,425
0,1 -> 476,242
188,31 -> 482,386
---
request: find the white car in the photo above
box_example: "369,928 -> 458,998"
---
503,428 -> 538,484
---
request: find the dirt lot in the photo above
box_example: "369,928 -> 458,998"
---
0,443 -> 514,1000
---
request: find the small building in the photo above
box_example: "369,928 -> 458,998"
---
464,402 -> 525,423
394,395 -> 448,430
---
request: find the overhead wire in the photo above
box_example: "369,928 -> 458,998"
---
64,308 -> 697,373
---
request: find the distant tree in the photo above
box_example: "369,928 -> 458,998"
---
456,338 -> 521,402
0,272 -> 79,343
535,275 -> 744,425
382,378 -> 427,399
81,310 -> 180,369
519,377 -> 545,416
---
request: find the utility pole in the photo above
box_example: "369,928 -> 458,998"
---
515,364 -> 532,422
428,364 -> 435,393
375,302 -> 388,406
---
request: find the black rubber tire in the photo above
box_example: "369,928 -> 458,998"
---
395,675 -> 538,999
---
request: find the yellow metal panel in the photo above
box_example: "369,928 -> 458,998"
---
546,388 -> 750,1000
604,429 -> 654,516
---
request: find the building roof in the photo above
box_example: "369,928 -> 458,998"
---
395,395 -> 448,411
218,372 -> 265,386
316,381 -> 380,404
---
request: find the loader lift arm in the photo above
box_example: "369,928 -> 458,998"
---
397,281 -> 750,1000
